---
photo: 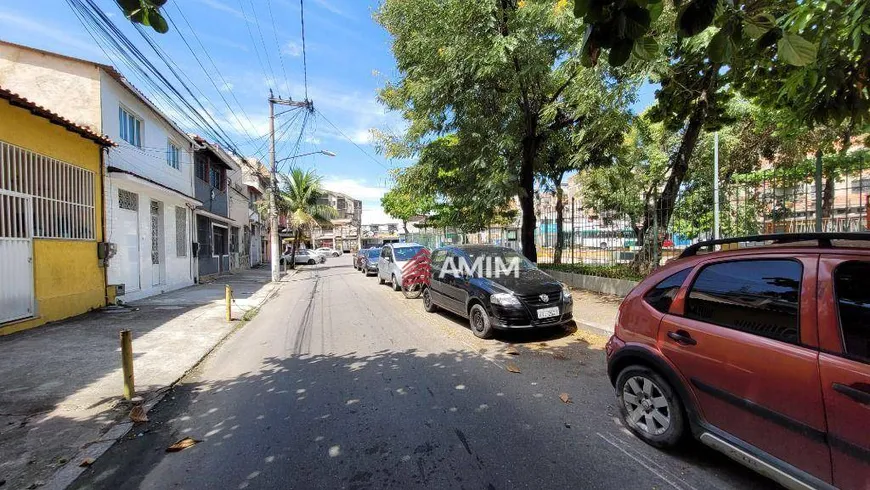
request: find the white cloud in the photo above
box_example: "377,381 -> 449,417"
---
219,82 -> 235,92
281,41 -> 302,57
305,136 -> 322,145
322,178 -> 387,201
361,206 -> 400,226
312,0 -> 353,19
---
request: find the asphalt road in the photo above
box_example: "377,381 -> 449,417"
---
72,257 -> 777,490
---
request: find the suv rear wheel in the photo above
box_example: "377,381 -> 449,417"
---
422,287 -> 438,312
615,365 -> 685,448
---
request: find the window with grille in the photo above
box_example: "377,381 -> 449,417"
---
0,141 -> 97,240
119,189 -> 138,211
175,206 -> 187,257
167,141 -> 181,170
118,107 -> 142,147
195,155 -> 209,182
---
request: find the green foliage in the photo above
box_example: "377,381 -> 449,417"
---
541,263 -> 644,281
279,168 -> 337,230
381,171 -> 435,231
116,0 -> 169,33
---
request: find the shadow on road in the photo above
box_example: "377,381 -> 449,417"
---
71,345 -> 775,490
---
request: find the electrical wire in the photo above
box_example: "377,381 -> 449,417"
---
314,109 -> 392,171
237,0 -> 276,91
266,0 -> 293,94
299,0 -> 309,100
69,0 -> 241,154
166,5 -> 261,147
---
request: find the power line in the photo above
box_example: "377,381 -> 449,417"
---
237,0 -> 276,91
299,0 -> 310,100
248,0 -> 279,91
315,109 -> 392,171
166,5 -> 261,146
66,0 -> 216,142
70,0 -> 241,154
266,0 -> 292,94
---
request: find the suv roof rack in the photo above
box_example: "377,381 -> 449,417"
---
679,232 -> 870,258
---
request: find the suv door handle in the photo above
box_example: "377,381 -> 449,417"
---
667,330 -> 697,346
832,383 -> 870,406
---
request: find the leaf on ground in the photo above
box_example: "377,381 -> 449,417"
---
559,393 -> 572,404
506,363 -> 521,374
130,405 -> 149,424
504,348 -> 520,356
79,458 -> 94,467
166,437 -> 201,452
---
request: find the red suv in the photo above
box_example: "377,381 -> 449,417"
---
606,233 -> 870,490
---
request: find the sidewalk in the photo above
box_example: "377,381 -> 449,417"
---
569,289 -> 622,334
0,267 -> 290,490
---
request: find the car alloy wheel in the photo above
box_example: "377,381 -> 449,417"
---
392,275 -> 401,291
622,375 -> 670,436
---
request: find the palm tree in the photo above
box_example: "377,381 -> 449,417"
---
280,168 -> 337,269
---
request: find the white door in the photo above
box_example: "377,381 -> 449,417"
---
116,189 -> 140,293
0,191 -> 34,323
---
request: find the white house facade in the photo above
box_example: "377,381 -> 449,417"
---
0,41 -> 200,301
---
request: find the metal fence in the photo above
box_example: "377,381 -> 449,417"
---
535,164 -> 869,268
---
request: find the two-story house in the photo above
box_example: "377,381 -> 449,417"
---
0,41 -> 200,301
191,136 -> 240,279
239,158 -> 268,266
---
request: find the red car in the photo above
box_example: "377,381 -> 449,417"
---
606,233 -> 870,490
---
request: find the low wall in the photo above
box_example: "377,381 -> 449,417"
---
543,269 -> 639,297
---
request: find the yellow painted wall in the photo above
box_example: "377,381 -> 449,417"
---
0,99 -> 106,335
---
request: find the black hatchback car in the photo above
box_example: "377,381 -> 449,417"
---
422,245 -> 573,338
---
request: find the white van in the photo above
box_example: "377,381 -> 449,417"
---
377,242 -> 426,291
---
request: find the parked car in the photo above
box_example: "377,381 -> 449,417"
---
377,242 -> 427,291
354,248 -> 370,270
360,248 -> 381,276
281,249 -> 321,265
421,245 -> 573,339
315,247 -> 341,257
605,233 -> 870,490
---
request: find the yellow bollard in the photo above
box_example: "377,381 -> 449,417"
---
120,330 -> 134,400
225,284 -> 232,321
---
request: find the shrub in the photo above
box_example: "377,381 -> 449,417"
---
540,263 -> 643,282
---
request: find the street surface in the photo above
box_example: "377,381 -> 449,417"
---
72,257 -> 777,489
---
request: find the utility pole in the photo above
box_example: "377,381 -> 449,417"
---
268,92 -> 313,282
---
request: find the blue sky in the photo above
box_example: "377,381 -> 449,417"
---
0,0 -> 654,224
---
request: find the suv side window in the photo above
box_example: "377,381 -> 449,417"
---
833,261 -> 870,362
686,259 -> 802,344
431,249 -> 447,277
644,267 -> 692,314
381,246 -> 389,259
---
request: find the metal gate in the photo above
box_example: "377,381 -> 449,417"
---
0,190 -> 34,323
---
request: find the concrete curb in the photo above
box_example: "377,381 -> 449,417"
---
544,269 -> 639,297
41,273 -> 292,490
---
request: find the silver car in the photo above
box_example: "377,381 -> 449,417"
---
377,242 -> 426,291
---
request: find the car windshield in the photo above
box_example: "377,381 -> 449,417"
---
366,249 -> 380,258
393,246 -> 424,261
465,248 -> 536,271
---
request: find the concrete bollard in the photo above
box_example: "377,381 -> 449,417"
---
120,330 -> 134,400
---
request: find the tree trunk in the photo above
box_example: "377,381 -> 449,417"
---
289,227 -> 300,270
631,67 -> 718,275
821,173 -> 835,219
553,172 -> 565,265
822,126 -> 853,220
519,136 -> 538,262
403,220 -> 409,235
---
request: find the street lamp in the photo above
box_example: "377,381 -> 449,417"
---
276,150 -> 336,164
